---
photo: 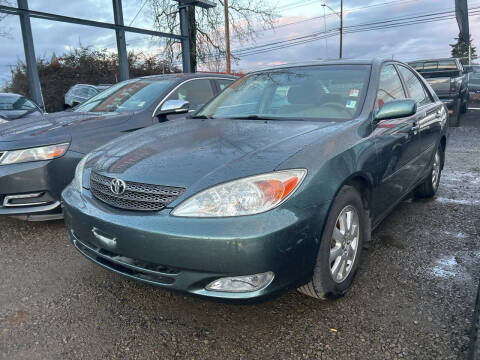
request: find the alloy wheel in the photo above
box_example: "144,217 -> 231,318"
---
432,150 -> 441,190
330,205 -> 360,283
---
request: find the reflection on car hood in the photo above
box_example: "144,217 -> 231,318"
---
88,118 -> 337,192
0,111 -> 129,145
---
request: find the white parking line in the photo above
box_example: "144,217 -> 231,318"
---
467,107 -> 480,110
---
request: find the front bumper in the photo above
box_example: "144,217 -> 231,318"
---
62,186 -> 328,300
0,152 -> 82,219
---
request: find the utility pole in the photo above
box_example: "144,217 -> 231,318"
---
322,1 -> 343,59
224,0 -> 231,73
339,0 -> 343,59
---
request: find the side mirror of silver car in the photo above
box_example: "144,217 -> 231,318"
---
156,100 -> 190,116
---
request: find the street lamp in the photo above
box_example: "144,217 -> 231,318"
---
321,1 -> 343,59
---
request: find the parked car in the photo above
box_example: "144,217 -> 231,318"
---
0,73 -> 237,220
464,64 -> 480,96
0,93 -> 43,122
409,58 -> 468,126
64,84 -> 111,109
62,59 -> 448,301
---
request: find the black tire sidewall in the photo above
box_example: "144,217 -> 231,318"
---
312,186 -> 367,299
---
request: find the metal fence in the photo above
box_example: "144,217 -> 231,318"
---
0,0 -> 214,109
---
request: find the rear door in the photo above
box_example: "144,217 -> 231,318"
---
371,63 -> 423,217
397,65 -> 442,169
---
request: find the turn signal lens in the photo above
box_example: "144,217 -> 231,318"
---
171,169 -> 306,217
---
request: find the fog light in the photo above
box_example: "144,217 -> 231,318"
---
205,271 -> 274,293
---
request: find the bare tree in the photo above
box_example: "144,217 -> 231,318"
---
148,0 -> 277,71
0,0 -> 13,38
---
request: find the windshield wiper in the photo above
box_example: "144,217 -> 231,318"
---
191,114 -> 214,119
230,115 -> 282,120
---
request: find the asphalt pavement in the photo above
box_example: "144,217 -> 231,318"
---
0,111 -> 479,360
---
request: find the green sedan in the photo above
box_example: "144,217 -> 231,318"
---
62,59 -> 448,301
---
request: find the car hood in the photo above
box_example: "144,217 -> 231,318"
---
0,111 -> 131,149
87,118 -> 338,194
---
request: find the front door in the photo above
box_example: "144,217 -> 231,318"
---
371,64 -> 423,219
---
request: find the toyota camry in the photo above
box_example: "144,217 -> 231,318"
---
62,59 -> 447,300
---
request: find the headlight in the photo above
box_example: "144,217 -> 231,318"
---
171,169 -> 307,217
0,143 -> 69,165
71,155 -> 89,192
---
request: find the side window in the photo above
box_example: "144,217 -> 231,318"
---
216,79 -> 234,91
165,79 -> 215,110
87,88 -> 98,97
377,64 -> 406,109
398,66 -> 432,107
76,86 -> 90,98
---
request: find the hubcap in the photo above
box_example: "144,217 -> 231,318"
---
432,150 -> 441,189
329,205 -> 360,283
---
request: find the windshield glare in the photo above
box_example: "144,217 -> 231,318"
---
75,78 -> 173,113
0,96 -> 37,111
196,65 -> 370,121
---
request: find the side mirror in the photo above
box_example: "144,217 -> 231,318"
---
375,99 -> 417,121
156,100 -> 190,116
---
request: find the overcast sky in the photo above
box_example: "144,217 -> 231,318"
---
0,0 -> 478,86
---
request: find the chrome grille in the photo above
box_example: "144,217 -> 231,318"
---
90,172 -> 185,211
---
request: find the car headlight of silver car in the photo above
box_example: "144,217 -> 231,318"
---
71,154 -> 90,192
0,143 -> 69,165
171,169 -> 307,217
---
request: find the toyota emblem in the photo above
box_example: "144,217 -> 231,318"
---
110,178 -> 126,195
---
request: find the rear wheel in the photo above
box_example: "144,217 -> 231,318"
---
460,93 -> 469,113
298,186 -> 366,299
448,98 -> 461,127
414,146 -> 442,198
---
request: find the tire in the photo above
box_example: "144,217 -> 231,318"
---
414,146 -> 442,199
298,186 -> 367,300
448,98 -> 461,127
461,93 -> 468,113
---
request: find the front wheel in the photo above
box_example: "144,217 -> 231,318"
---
298,186 -> 366,299
448,99 -> 461,127
414,147 -> 442,198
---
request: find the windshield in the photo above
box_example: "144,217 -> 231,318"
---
75,78 -> 174,113
0,95 -> 37,111
196,65 -> 370,121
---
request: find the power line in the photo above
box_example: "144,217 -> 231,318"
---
195,7 -> 480,62
233,6 -> 480,56
128,0 -> 148,26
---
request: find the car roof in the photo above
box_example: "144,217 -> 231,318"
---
247,58 -> 392,74
136,72 -> 238,81
0,92 -> 23,98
